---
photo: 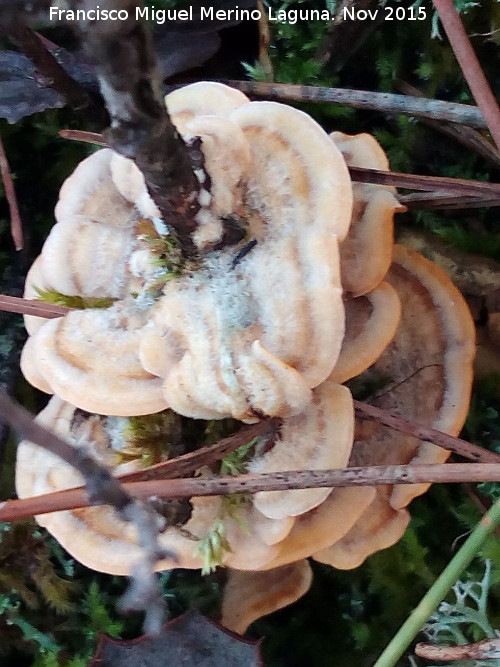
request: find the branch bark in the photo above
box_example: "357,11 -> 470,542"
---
56,127 -> 500,199
0,136 -> 24,251
348,166 -> 500,197
220,80 -> 487,128
353,401 -> 500,464
4,463 -> 500,522
416,637 -> 500,661
74,0 -> 200,257
0,294 -> 70,318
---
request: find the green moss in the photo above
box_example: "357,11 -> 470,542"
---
193,495 -> 251,575
192,438 -> 258,573
116,410 -> 181,467
219,437 -> 259,476
34,288 -> 116,310
194,519 -> 232,576
202,418 -> 240,446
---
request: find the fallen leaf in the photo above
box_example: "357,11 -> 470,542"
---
0,50 -> 66,122
0,0 -> 258,123
88,610 -> 263,667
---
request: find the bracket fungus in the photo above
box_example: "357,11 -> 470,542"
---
333,131 -> 405,298
16,82 -> 476,633
21,82 -> 352,421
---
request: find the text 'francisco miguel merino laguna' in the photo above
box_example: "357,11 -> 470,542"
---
49,5 -> 336,25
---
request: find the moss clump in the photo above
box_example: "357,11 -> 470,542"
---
194,519 -> 232,576
193,439 -> 258,573
219,437 -> 259,476
114,410 -> 182,467
34,288 -> 116,310
135,218 -> 184,292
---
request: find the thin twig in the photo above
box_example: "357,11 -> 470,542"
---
0,136 -> 23,251
219,80 -> 487,128
399,192 -> 500,210
353,401 -> 500,464
374,497 -> 500,666
349,166 -> 500,197
0,295 -> 70,319
5,463 -> 500,523
53,129 -> 500,202
397,81 -> 500,168
433,0 -> 500,149
118,419 -> 278,483
4,402 -> 496,522
256,0 -> 274,81
415,637 -> 500,661
59,129 -> 106,146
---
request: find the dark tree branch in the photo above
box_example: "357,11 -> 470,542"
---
0,390 -> 172,634
74,0 -> 200,258
221,80 -> 487,128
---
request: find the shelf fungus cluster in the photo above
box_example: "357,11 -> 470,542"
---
16,82 -> 475,634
